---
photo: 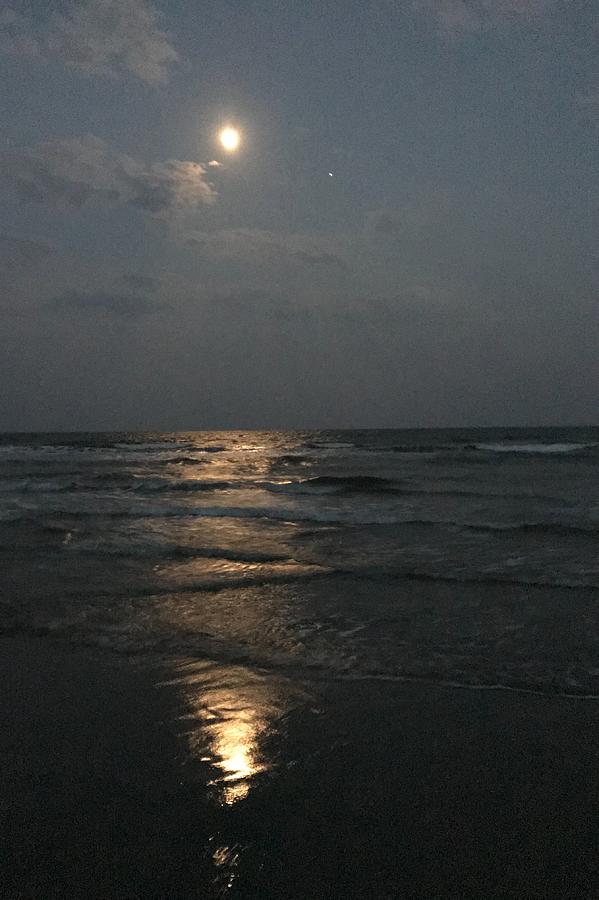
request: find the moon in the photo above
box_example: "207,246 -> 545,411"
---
219,126 -> 241,152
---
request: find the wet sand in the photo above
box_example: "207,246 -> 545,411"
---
2,636 -> 599,898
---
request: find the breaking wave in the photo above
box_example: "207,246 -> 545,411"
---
474,442 -> 598,455
262,475 -> 400,495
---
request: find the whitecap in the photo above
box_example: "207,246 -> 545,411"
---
475,442 -> 596,454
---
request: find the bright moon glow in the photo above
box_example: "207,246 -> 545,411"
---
219,127 -> 241,152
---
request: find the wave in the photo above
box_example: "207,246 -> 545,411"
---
3,438 -> 597,466
165,456 -> 207,465
0,472 -> 143,492
0,479 -> 68,493
262,475 -> 401,495
5,616 -> 599,698
349,518 -> 599,538
0,471 -> 576,507
3,499 -> 598,532
114,441 -> 193,452
4,577 -> 599,697
398,487 -> 572,502
330,673 -> 599,701
474,442 -> 598,455
391,444 -> 441,454
0,474 -> 228,495
360,440 -> 599,457
304,441 -> 356,450
131,479 -> 232,494
0,448 -> 189,465
82,470 -> 138,483
343,568 -> 599,591
274,454 -> 310,464
1,505 -> 304,524
0,443 -> 221,464
64,543 -> 293,563
462,521 -> 599,537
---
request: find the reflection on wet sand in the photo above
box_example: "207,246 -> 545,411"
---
170,659 -> 300,806
204,682 -> 270,805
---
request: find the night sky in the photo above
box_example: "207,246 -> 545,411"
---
1,0 -> 597,430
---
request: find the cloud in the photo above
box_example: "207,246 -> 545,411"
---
0,235 -> 53,317
0,8 -> 41,58
49,289 -> 159,317
0,0 -> 179,85
0,235 -> 52,271
186,228 -> 347,270
0,237 -> 167,320
366,210 -> 405,236
577,88 -> 599,124
414,0 -> 554,39
1,136 -> 216,217
294,249 -> 347,267
414,0 -> 480,38
121,272 -> 158,291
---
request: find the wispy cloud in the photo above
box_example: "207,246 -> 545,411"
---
0,0 -> 179,85
186,228 -> 348,270
1,136 -> 216,218
49,289 -> 159,317
414,0 -> 554,40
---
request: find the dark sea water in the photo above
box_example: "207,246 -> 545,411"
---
2,427 -> 599,697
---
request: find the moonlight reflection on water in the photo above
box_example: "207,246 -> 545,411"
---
172,660 -> 297,805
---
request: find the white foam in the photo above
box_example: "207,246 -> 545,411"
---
476,442 -> 595,454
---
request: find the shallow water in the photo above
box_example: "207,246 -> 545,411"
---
2,428 -> 599,690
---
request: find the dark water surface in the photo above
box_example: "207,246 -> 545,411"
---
2,428 -> 599,896
3,428 -> 599,680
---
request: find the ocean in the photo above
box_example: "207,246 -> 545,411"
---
2,427 -> 599,696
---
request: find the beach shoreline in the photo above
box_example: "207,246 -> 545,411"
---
3,634 -> 599,898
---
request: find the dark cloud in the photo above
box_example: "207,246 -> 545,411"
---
1,136 -> 216,217
50,289 -> 159,317
0,236 -> 53,320
121,273 -> 158,292
0,0 -> 179,85
0,235 -> 52,271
